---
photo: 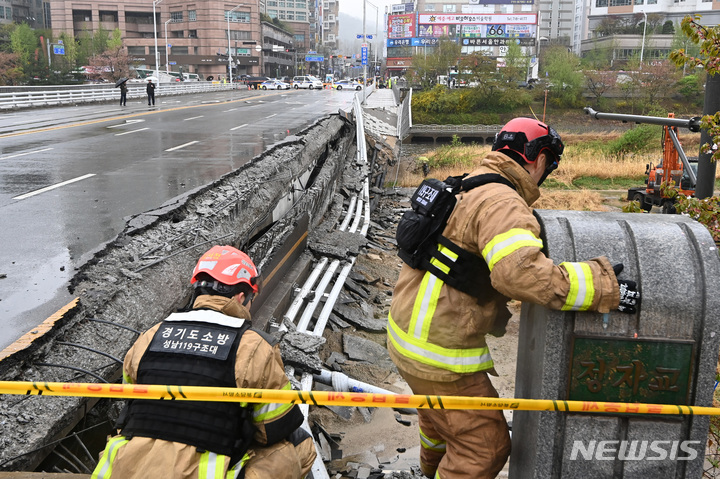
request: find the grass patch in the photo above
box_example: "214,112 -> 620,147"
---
569,176 -> 647,190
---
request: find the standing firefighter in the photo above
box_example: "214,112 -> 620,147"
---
388,118 -> 640,478
92,246 -> 316,479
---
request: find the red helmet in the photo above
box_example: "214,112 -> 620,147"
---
492,117 -> 564,164
191,245 -> 260,294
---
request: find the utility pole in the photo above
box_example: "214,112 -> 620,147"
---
697,73 -> 720,199
152,0 -> 163,76
362,0 -> 367,104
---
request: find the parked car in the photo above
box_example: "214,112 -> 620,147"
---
333,80 -> 363,91
260,79 -> 291,90
292,75 -> 323,89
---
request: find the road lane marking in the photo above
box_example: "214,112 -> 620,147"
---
230,124 -> 248,131
184,116 -> 204,121
223,108 -> 238,112
0,90 -> 293,139
13,174 -> 96,200
115,128 -> 149,136
266,113 -> 277,118
0,147 -> 53,160
165,141 -> 200,152
106,119 -> 145,129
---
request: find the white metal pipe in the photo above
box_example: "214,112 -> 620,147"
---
312,258 -> 355,337
296,259 -> 340,333
314,369 -> 417,415
338,195 -> 357,232
360,179 -> 371,237
349,197 -> 364,234
295,370 -> 329,479
280,257 -> 329,332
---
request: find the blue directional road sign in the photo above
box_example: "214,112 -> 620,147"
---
361,45 -> 368,66
306,55 -> 324,62
53,45 -> 65,55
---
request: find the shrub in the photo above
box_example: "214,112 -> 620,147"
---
605,124 -> 662,160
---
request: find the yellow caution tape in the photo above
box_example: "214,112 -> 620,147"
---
0,380 -> 717,415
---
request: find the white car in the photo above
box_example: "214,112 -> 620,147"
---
293,75 -> 324,89
333,80 -> 363,91
260,80 -> 291,90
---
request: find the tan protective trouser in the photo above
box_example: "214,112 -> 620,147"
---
399,370 -> 511,479
244,436 -> 316,479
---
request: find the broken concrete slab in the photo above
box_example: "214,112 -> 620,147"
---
333,303 -> 386,333
342,334 -> 391,364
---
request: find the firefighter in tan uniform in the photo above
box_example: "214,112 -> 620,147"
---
92,246 -> 316,479
388,118 -> 640,479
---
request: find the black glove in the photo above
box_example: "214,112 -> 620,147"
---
613,263 -> 640,314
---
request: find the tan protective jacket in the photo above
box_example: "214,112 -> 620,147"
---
92,295 -> 315,479
388,152 -> 620,382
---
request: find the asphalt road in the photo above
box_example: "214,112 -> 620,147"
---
0,87 -> 358,351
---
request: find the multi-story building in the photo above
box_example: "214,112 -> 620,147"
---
386,0 -> 539,76
583,1 -> 720,63
49,0 -> 268,79
47,0 -> 304,79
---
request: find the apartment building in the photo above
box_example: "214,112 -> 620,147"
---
583,0 -> 720,62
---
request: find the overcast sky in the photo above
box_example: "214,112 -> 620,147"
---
337,0 -> 395,54
339,0 -> 395,22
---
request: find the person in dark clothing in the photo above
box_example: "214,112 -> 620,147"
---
146,79 -> 155,106
119,82 -> 128,106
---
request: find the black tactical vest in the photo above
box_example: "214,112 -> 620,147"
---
122,310 -> 252,457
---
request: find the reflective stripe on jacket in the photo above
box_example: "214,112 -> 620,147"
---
94,295 -> 303,478
388,152 -> 620,382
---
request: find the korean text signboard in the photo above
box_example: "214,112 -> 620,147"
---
569,336 -> 694,406
388,13 -> 416,39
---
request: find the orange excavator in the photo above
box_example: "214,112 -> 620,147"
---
584,107 -> 701,213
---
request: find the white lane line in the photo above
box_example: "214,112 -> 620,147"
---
107,119 -> 145,129
0,147 -> 54,160
266,113 -> 277,118
115,128 -> 149,136
165,141 -> 200,152
13,174 -> 96,200
230,124 -> 248,131
223,108 -> 238,112
184,115 -> 204,121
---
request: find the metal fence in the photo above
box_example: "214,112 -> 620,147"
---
0,81 -> 236,110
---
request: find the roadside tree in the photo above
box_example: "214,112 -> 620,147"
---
500,40 -> 528,84
0,52 -> 22,85
410,38 -> 461,89
584,69 -> 616,108
543,45 -> 584,107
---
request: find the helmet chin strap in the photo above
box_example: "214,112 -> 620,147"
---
537,158 -> 559,187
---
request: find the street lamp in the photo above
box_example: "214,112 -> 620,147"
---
228,4 -> 247,82
640,10 -> 647,64
164,19 -> 171,75
152,0 -> 163,76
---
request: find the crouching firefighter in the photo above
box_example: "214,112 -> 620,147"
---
388,118 -> 640,479
92,245 -> 316,479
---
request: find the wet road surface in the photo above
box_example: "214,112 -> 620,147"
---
0,87 -> 358,350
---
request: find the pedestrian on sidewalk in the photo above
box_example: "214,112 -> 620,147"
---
92,245 -> 316,479
146,78 -> 155,106
388,117 -> 640,479
119,82 -> 128,106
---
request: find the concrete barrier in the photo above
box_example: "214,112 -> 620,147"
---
510,210 -> 720,478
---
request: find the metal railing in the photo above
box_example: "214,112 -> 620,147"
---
410,123 -> 503,133
0,81 -> 236,110
397,87 -> 413,140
